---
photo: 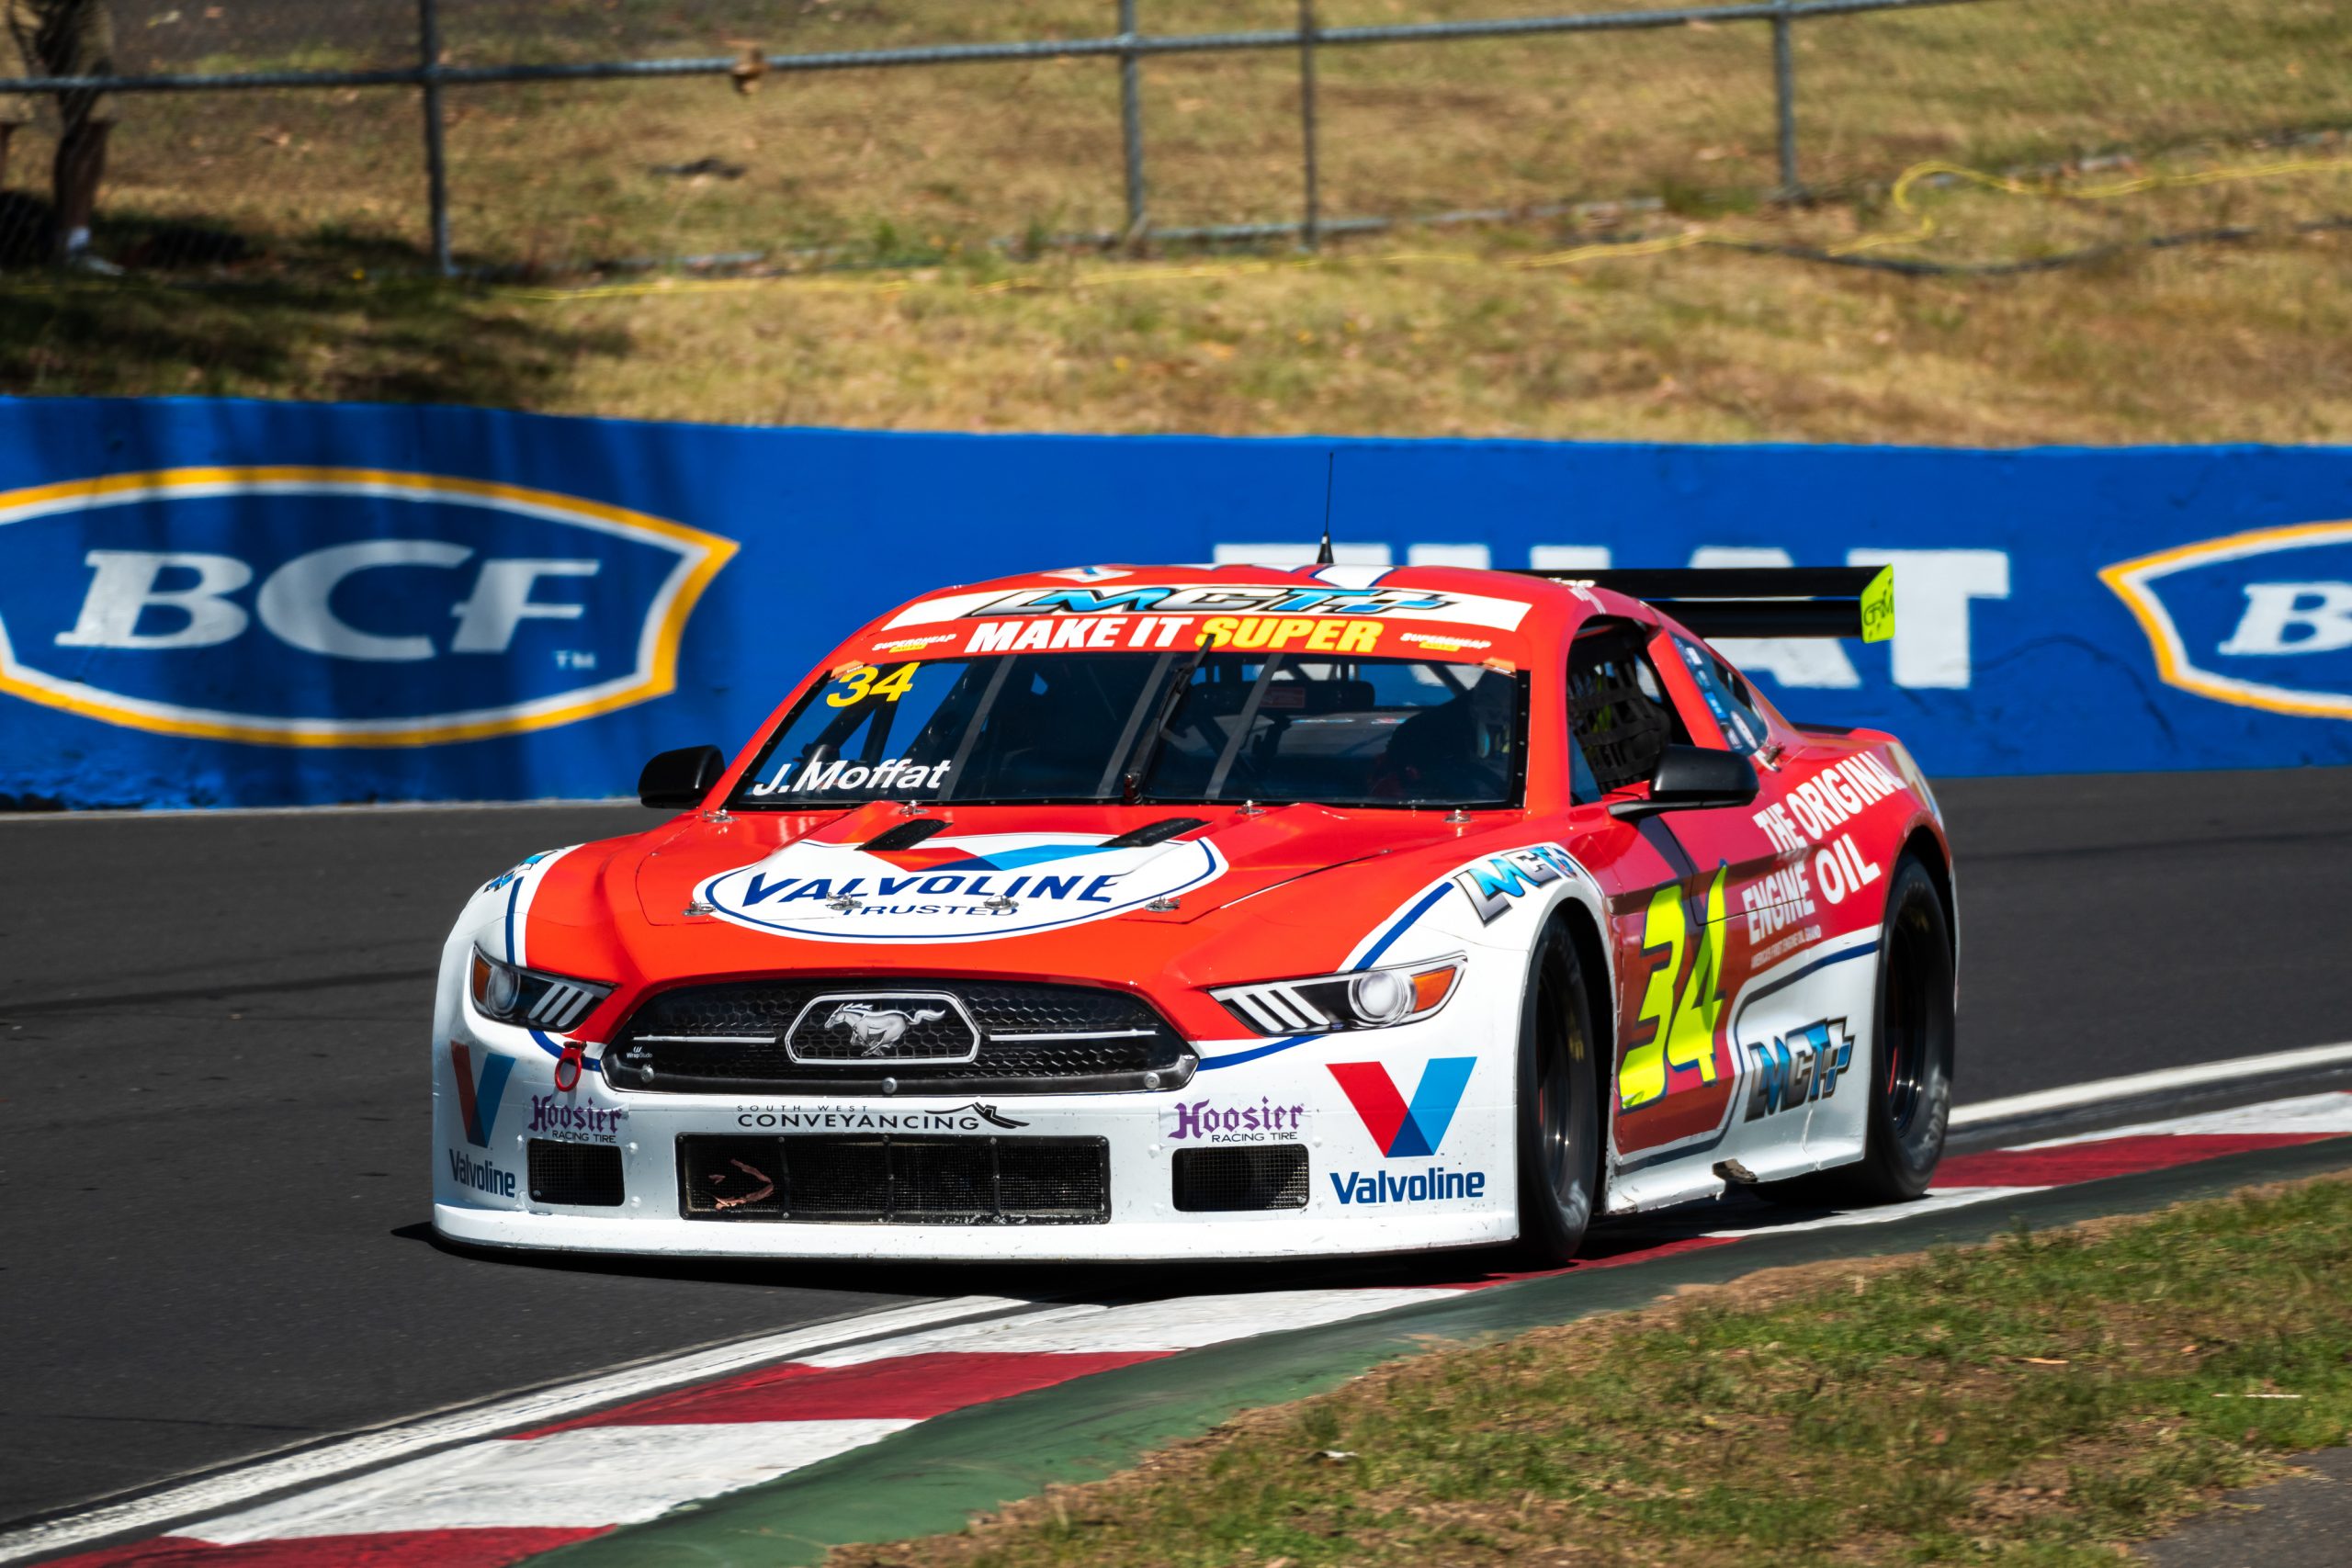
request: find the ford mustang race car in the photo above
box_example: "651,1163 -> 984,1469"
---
432,560 -> 1954,1264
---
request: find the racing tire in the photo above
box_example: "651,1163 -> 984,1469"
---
1512,922 -> 1603,1266
1768,855 -> 1955,1206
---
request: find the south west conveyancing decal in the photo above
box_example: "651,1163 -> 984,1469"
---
0,467 -> 735,747
2101,520 -> 2352,720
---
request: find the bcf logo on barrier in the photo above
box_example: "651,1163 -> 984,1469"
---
0,468 -> 735,745
2103,522 -> 2352,720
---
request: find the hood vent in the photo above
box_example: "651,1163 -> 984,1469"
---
1102,817 -> 1209,850
859,817 -> 950,852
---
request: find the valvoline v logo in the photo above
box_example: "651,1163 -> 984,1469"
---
0,468 -> 735,746
2103,522 -> 2352,720
449,1041 -> 514,1148
1329,1057 -> 1476,1157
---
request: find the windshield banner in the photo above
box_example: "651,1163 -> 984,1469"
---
0,395 -> 2346,807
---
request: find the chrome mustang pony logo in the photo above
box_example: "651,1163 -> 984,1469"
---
825,1002 -> 948,1055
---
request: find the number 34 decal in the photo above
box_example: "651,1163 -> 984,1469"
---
1619,867 -> 1727,1111
823,663 -> 918,707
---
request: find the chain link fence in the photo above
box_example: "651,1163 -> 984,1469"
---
0,0 -> 2345,276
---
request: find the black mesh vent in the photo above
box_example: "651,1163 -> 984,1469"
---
612,979 -> 1192,1095
1171,1145 -> 1310,1212
526,1141 -> 625,1207
679,1134 -> 1108,1224
679,1135 -> 786,1216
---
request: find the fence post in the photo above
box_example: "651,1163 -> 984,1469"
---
1771,0 -> 1799,197
1298,0 -> 1320,250
418,0 -> 454,276
1118,0 -> 1148,243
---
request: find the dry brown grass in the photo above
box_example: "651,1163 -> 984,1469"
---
1,0 -> 2341,271
1,1 -> 2344,445
491,151 -> 2352,445
6,152 -> 2346,444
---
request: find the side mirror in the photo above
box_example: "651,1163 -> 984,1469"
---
639,744 -> 727,809
1611,744 -> 1758,819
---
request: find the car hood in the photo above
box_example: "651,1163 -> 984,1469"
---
496,799 -> 1578,1047
507,799 -> 1496,1006
632,800 -> 1457,933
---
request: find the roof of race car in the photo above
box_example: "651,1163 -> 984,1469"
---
849,561 -> 1622,668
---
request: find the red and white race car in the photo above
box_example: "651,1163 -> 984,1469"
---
431,560 -> 1954,1264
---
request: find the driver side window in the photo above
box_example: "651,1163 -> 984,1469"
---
1567,622 -> 1690,803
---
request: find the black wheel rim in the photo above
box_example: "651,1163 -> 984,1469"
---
1883,903 -> 1931,1136
1532,953 -> 1581,1209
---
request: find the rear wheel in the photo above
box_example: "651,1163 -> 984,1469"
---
1807,855 -> 1955,1204
1513,923 -> 1602,1265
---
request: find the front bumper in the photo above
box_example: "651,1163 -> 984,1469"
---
431,1016 -> 1518,1263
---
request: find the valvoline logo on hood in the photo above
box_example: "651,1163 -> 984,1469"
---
2103,522 -> 2352,720
0,468 -> 734,746
700,831 -> 1227,942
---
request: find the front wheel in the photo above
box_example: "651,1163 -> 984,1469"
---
1513,923 -> 1602,1266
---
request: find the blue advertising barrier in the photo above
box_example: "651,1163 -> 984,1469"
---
1,395 -> 2347,808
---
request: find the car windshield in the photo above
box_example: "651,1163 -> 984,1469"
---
729,651 -> 1525,809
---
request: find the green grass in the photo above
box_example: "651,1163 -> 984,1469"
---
837,1173 -> 2352,1568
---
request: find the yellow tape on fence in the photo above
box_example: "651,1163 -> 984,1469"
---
1826,154 -> 2352,259
6,151 -> 2339,307
499,149 -> 2350,303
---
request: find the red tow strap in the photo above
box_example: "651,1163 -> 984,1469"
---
553,1042 -> 584,1092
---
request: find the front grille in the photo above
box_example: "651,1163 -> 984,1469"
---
526,1141 -> 625,1207
610,979 -> 1193,1095
1171,1145 -> 1310,1212
678,1134 -> 1109,1224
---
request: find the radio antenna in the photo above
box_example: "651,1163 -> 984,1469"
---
1315,450 -> 1336,565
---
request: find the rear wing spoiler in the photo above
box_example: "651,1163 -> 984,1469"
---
1513,565 -> 1894,641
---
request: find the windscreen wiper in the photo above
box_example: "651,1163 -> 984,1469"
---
1118,643 -> 1216,805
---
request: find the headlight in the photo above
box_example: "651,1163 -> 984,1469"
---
1213,955 -> 1463,1036
469,947 -> 614,1032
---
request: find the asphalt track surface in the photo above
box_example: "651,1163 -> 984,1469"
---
4,766 -> 2348,1529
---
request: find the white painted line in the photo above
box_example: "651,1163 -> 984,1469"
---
1951,1042 -> 2352,1129
0,1295 -> 1025,1565
2015,1089 -> 2352,1150
191,1421 -> 915,1542
805,1287 -> 1466,1367
1705,1186 -> 2047,1238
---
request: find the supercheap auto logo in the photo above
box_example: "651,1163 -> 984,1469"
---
881,581 -> 1537,634
0,468 -> 734,746
2102,521 -> 2352,719
1327,1057 -> 1487,1206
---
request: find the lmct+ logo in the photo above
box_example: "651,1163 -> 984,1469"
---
1328,1057 -> 1476,1157
2103,522 -> 2352,719
0,468 -> 735,746
450,1041 -> 514,1148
